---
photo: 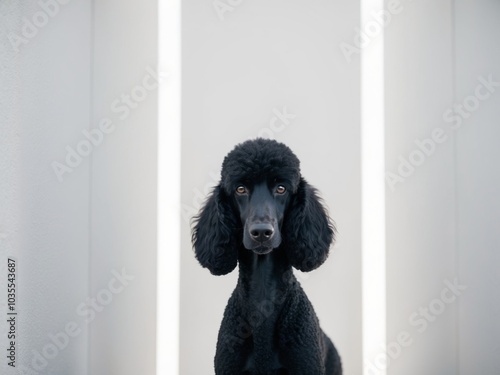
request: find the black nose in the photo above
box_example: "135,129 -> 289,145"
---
249,223 -> 274,242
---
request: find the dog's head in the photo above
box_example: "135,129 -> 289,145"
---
221,139 -> 300,255
192,138 -> 335,275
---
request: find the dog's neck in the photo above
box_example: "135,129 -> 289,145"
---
236,248 -> 296,371
236,247 -> 296,309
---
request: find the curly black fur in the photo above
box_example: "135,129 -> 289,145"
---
192,138 -> 342,375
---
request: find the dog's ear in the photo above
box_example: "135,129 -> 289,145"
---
282,178 -> 335,272
192,185 -> 239,275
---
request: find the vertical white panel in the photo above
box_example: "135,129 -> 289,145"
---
385,1 -> 456,374
157,0 -> 181,373
0,1 -> 91,374
361,1 -> 386,374
454,1 -> 500,373
91,1 -> 158,374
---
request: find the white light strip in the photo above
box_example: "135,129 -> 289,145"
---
157,0 -> 181,373
361,0 -> 386,374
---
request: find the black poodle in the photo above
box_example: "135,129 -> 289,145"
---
192,138 -> 342,375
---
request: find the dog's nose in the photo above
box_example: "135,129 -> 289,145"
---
249,223 -> 274,242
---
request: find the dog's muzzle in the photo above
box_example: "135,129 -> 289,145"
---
243,221 -> 281,254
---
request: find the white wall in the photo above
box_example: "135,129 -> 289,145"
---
0,1 -> 158,374
180,0 -> 362,374
2,1 -> 499,374
0,1 -> 91,374
385,1 -> 457,373
90,1 -> 158,375
385,1 -> 500,374
455,1 -> 500,373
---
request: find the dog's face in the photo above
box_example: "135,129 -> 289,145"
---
232,178 -> 291,255
193,139 -> 334,275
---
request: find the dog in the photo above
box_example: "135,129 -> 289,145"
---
193,138 -> 342,374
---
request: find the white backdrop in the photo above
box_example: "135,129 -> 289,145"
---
1,1 -> 158,375
385,1 -> 500,374
1,1 -> 499,374
1,1 -> 91,374
180,1 -> 362,374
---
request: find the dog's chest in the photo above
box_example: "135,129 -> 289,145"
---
242,306 -> 283,373
241,256 -> 286,373
247,255 -> 283,324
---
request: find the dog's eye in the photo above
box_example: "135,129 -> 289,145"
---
235,185 -> 247,195
275,185 -> 286,194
